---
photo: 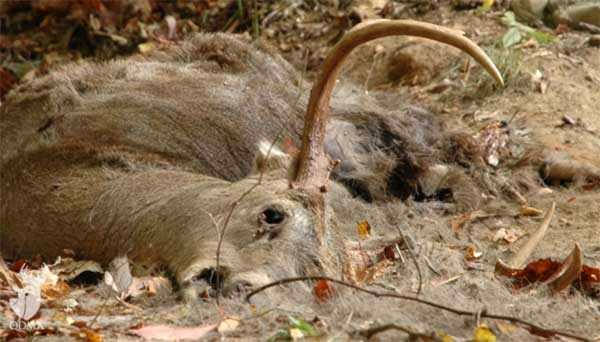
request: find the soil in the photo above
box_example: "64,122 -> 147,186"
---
1,1 -> 599,341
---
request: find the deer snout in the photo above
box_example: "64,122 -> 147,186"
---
176,196 -> 321,302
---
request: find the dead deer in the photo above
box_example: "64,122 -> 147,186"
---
0,20 -> 502,299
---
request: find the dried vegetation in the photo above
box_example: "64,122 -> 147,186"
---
1,0 -> 600,341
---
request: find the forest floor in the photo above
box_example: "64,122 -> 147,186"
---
1,0 -> 599,341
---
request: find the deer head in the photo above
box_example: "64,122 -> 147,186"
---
179,19 -> 503,298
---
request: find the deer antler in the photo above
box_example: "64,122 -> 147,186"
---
293,19 -> 504,194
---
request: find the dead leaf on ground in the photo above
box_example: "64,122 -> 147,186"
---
0,67 -> 17,99
314,280 -> 334,303
344,240 -> 405,284
82,328 -> 103,342
493,228 -> 523,244
580,265 -> 600,297
217,318 -> 239,333
356,259 -> 394,284
130,324 -> 218,340
449,210 -> 489,232
496,243 -> 599,297
42,280 -> 70,300
9,259 -> 30,272
519,206 -> 543,217
495,321 -> 518,335
545,243 -> 582,293
104,256 -> 133,298
9,291 -> 41,321
357,220 -> 371,239
465,245 -> 483,261
530,69 -> 548,94
474,121 -> 510,167
473,324 -> 496,342
0,256 -> 22,289
496,258 -> 559,287
127,276 -> 172,298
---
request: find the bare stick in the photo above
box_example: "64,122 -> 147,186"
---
396,226 -> 422,296
423,254 -> 441,276
356,323 -> 440,340
245,276 -> 591,341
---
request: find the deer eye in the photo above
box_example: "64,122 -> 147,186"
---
261,208 -> 285,225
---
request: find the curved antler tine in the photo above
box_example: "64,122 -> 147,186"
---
293,19 -> 504,193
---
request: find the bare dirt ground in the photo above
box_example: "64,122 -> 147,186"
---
1,1 -> 599,341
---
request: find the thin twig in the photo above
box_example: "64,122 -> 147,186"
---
215,129 -> 284,303
199,208 -> 221,238
245,276 -> 591,342
423,254 -> 441,276
363,51 -> 380,94
89,297 -> 109,329
357,323 -> 441,340
396,226 -> 422,296
293,48 -> 309,108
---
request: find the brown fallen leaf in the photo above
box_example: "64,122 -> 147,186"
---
82,328 -> 103,342
546,244 -> 582,293
9,259 -> 29,272
581,265 -> 600,297
355,259 -> 394,284
493,228 -> 523,244
344,239 -> 405,284
450,212 -> 472,232
357,220 -> 371,239
0,256 -> 22,289
42,280 -> 70,300
519,206 -> 543,217
496,243 -> 599,297
0,67 -> 17,100
449,210 -> 490,232
465,245 -> 483,261
496,258 -> 561,288
127,276 -> 172,298
130,324 -> 217,340
314,279 -> 334,303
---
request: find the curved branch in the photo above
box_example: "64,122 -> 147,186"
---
245,276 -> 590,342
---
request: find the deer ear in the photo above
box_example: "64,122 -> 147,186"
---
252,140 -> 292,174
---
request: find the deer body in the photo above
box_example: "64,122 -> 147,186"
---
1,21 -> 502,297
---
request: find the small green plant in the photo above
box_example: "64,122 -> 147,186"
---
268,316 -> 319,341
501,11 -> 556,48
440,44 -> 526,102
